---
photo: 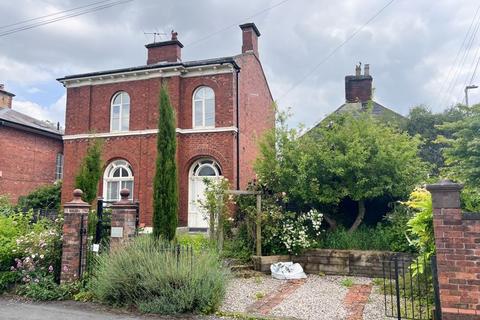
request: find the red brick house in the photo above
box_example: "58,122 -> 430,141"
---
58,23 -> 274,230
0,85 -> 64,203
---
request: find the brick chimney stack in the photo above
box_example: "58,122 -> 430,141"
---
345,64 -> 373,103
239,23 -> 260,57
0,84 -> 15,109
145,30 -> 183,64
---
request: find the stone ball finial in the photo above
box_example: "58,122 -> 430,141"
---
120,188 -> 130,200
73,189 -> 83,200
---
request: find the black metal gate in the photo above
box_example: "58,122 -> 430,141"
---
78,198 -> 140,278
382,255 -> 441,320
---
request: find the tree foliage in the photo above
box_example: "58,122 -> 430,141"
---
17,181 -> 62,210
256,110 -> 427,231
75,139 -> 103,204
404,104 -> 468,175
440,104 -> 480,187
152,84 -> 178,240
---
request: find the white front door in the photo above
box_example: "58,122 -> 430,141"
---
188,159 -> 222,230
188,177 -> 211,229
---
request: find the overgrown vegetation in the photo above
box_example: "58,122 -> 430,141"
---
152,84 -> 178,241
91,236 -> 228,314
0,202 -> 64,299
255,109 -> 427,232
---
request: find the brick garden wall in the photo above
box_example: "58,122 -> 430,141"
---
253,249 -> 411,278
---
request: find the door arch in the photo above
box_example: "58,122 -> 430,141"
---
188,158 -> 222,229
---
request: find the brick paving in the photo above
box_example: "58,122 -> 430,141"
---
343,284 -> 373,320
246,279 -> 306,315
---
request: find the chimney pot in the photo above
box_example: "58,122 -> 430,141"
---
171,30 -> 178,41
239,22 -> 261,57
364,64 -> 370,76
355,64 -> 361,77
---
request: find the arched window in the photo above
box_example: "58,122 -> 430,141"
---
110,91 -> 130,132
103,160 -> 134,201
190,159 -> 222,177
193,86 -> 215,128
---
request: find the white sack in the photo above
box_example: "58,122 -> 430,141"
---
270,261 -> 307,280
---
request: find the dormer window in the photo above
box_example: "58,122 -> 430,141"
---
193,86 -> 215,128
110,91 -> 130,132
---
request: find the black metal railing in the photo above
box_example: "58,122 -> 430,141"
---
382,255 -> 436,320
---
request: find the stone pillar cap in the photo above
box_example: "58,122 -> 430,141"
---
426,179 -> 463,192
112,188 -> 135,207
64,189 -> 90,207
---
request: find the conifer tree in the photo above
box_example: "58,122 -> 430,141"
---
75,138 -> 103,204
152,83 -> 178,240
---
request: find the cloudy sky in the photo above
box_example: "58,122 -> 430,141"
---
1,0 -> 480,127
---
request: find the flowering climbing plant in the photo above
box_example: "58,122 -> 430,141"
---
262,204 -> 324,255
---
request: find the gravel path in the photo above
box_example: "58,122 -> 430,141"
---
363,286 -> 389,320
271,275 -> 360,320
223,274 -> 376,320
221,274 -> 287,313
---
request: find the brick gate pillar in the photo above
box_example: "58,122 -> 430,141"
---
110,188 -> 137,252
60,189 -> 90,283
426,179 -> 480,319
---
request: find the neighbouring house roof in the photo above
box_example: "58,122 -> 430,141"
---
57,56 -> 240,81
333,101 -> 406,123
0,108 -> 63,139
0,88 -> 15,97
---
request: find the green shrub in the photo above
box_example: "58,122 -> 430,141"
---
175,233 -> 210,252
91,236 -> 229,314
16,275 -> 66,301
17,181 -> 62,210
0,271 -> 20,293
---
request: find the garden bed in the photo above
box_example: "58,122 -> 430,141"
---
253,249 -> 412,278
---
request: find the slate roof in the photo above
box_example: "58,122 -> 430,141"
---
57,56 -> 240,81
0,107 -> 63,139
333,101 -> 405,122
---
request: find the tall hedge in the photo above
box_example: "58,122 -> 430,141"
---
152,84 -> 178,240
75,138 -> 103,204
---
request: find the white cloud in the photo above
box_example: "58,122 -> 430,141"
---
0,56 -> 52,85
12,94 -> 66,126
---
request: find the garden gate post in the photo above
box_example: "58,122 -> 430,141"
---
110,188 -> 137,252
426,179 -> 480,320
60,189 -> 90,283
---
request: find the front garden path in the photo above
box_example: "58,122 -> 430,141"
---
221,273 -> 385,320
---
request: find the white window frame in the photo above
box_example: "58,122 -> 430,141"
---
103,160 -> 134,201
110,91 -> 130,132
55,153 -> 64,180
192,86 -> 215,129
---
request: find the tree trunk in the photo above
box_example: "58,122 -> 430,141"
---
349,199 -> 365,233
323,214 -> 338,231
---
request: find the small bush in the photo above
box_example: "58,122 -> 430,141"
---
17,182 -> 62,211
91,236 -> 229,314
176,233 -> 210,252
